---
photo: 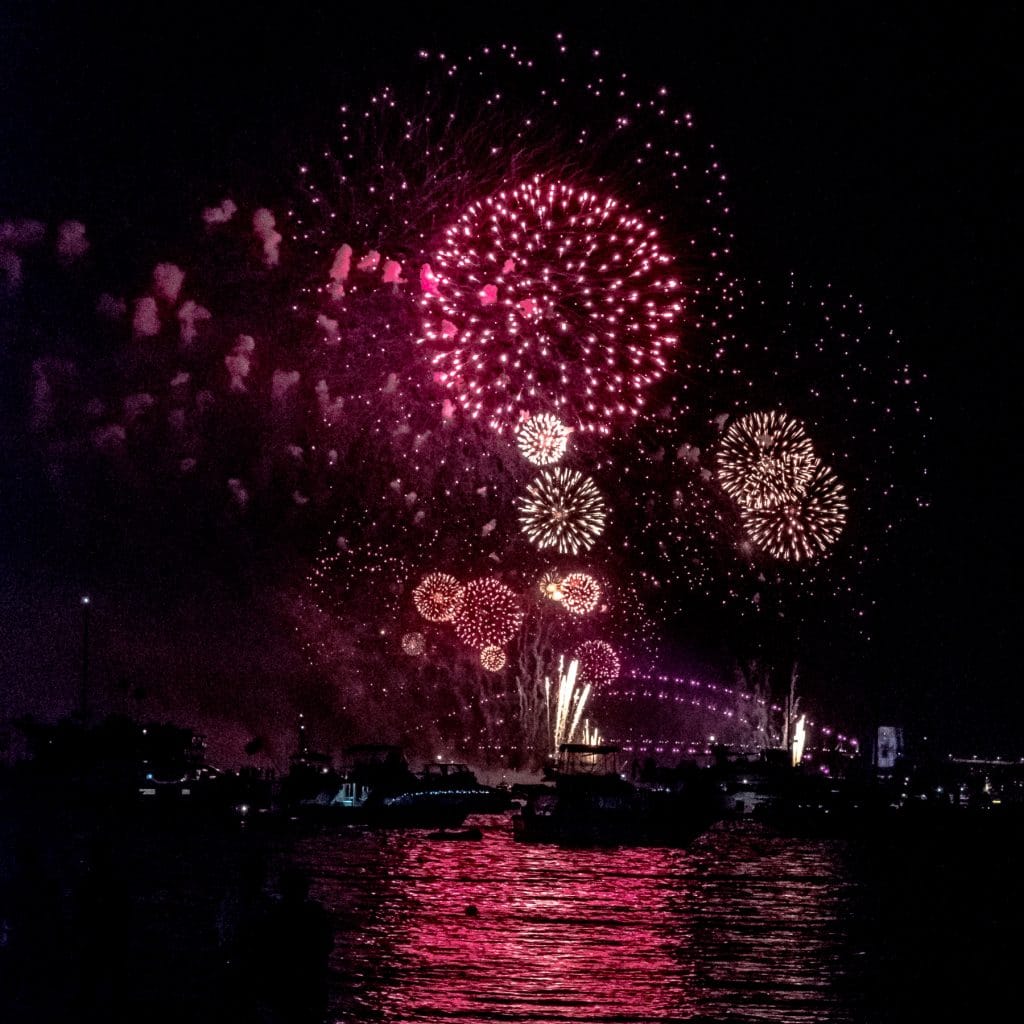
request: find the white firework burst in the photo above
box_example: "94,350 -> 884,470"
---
412,572 -> 464,622
518,468 -> 607,555
741,461 -> 848,561
480,645 -> 507,672
538,569 -> 566,602
516,413 -> 571,466
716,410 -> 819,510
401,632 -> 425,656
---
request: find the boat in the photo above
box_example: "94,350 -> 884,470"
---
294,746 -> 509,829
416,761 -> 513,814
513,743 -> 723,846
714,749 -> 873,836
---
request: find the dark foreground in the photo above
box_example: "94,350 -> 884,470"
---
1,806 -> 1020,1023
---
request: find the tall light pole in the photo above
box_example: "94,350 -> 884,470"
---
79,594 -> 91,721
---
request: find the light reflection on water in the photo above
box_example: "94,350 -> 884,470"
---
290,818 -> 859,1023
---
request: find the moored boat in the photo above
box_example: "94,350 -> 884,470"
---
293,745 -> 509,828
513,743 -> 722,846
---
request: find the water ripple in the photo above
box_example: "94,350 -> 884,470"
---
289,818 -> 863,1023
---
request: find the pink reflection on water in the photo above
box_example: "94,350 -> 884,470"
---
295,818 -> 853,1023
298,820 -> 699,1022
378,833 -> 698,1021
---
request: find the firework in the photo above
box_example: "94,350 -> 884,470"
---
716,411 -> 819,510
560,572 -> 601,616
401,632 -> 425,656
516,413 -> 571,466
421,176 -> 683,434
452,578 -> 524,648
480,645 -> 507,672
574,640 -> 621,687
613,276 -> 928,626
413,572 -> 465,622
538,569 -> 565,601
548,657 -> 588,752
741,461 -> 848,561
298,42 -> 730,291
519,468 -> 607,555
547,656 -> 602,752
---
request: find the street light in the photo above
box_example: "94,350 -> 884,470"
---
79,595 -> 91,720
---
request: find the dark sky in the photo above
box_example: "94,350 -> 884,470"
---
1,2 -> 1019,756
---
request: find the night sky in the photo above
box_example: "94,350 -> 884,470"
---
1,2 -> 1018,758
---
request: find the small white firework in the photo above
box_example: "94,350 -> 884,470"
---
480,645 -> 507,672
516,413 -> 571,466
518,468 -> 607,555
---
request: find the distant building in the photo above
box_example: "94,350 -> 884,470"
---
874,725 -> 904,770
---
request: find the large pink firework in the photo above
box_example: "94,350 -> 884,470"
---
560,572 -> 601,616
413,572 -> 465,622
421,176 -> 683,434
574,639 -> 621,686
452,578 -> 524,648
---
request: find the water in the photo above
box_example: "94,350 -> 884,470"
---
3,809 -> 1017,1022
282,815 -> 995,1023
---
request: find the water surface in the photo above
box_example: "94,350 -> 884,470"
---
292,818 -> 863,1022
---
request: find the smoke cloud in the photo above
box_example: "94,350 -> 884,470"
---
132,296 -> 160,338
253,208 -> 282,266
55,220 -> 90,262
202,198 -> 237,226
153,262 -> 185,304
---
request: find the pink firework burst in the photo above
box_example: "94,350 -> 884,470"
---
413,572 -> 465,622
421,176 -> 682,434
401,632 -> 425,656
574,639 -> 621,686
480,645 -> 507,672
560,572 -> 601,616
452,578 -> 524,648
